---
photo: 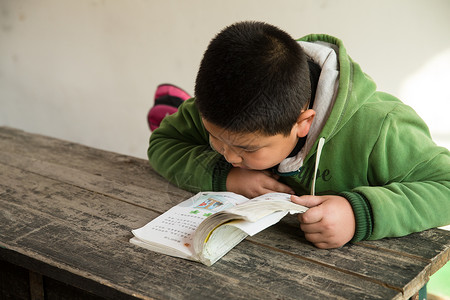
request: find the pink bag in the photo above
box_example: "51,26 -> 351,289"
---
147,84 -> 191,131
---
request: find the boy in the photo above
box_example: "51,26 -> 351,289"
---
148,21 -> 450,249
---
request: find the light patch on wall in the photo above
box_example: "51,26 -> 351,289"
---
399,49 -> 450,150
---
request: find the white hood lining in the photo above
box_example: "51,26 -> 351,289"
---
277,41 -> 340,174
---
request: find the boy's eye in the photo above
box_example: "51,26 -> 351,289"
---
242,147 -> 259,153
208,136 -> 220,150
209,135 -> 219,144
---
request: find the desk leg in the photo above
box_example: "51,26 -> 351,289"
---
410,284 -> 427,300
29,271 -> 44,300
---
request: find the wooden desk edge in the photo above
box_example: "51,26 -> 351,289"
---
0,243 -> 145,300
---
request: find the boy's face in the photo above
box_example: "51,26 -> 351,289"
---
202,118 -> 305,170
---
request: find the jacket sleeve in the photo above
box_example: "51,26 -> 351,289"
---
351,104 -> 450,240
148,98 -> 230,192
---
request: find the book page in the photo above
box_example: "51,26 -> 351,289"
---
224,192 -> 308,221
221,192 -> 308,235
226,210 -> 289,236
131,192 -> 248,258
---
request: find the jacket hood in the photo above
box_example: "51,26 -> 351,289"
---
277,34 -> 377,175
300,34 -> 377,145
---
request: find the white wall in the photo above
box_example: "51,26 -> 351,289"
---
1,0 -> 449,159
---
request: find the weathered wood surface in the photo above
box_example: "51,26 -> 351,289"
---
0,126 -> 449,300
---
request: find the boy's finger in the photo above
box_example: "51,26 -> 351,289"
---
298,206 -> 323,224
262,170 -> 280,180
299,221 -> 322,233
262,186 -> 294,195
276,183 -> 295,194
291,195 -> 326,207
265,177 -> 294,194
303,232 -> 324,243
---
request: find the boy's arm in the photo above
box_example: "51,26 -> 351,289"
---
345,104 -> 450,241
294,104 -> 449,248
148,98 -> 227,192
352,105 -> 450,239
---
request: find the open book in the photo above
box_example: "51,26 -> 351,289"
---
130,192 -> 308,266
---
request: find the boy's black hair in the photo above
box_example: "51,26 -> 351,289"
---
195,21 -> 311,136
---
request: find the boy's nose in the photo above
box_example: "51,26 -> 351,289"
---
223,147 -> 242,164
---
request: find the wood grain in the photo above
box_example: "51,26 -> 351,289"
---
1,126 -> 448,300
0,160 -> 399,299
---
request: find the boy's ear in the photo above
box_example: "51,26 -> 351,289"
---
295,109 -> 316,138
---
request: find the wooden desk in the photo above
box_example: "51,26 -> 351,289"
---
1,126 -> 449,300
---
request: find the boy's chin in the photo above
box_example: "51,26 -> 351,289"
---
232,163 -> 247,169
232,163 -> 276,171
231,164 -> 255,170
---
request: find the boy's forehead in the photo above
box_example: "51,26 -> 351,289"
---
202,118 -> 265,144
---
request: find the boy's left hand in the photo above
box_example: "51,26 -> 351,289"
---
291,195 -> 355,249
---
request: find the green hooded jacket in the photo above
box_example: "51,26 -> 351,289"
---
148,34 -> 450,242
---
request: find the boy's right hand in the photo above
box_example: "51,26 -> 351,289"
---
226,167 -> 295,198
